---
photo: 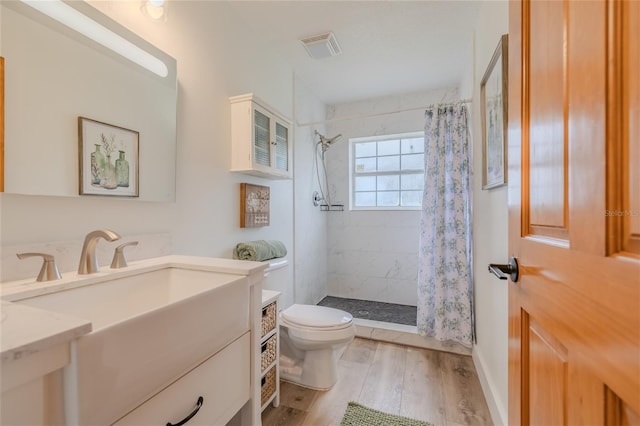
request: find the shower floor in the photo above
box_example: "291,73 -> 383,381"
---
317,296 -> 417,326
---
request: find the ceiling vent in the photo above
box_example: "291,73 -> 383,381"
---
300,32 -> 342,59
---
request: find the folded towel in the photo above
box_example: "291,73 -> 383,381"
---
233,240 -> 287,262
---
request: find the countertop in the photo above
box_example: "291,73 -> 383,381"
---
1,255 -> 268,364
1,300 -> 91,363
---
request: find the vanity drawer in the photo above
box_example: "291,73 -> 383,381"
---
113,333 -> 250,426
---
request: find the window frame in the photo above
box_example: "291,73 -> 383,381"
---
349,131 -> 425,211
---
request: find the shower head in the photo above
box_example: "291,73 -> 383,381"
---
315,130 -> 342,151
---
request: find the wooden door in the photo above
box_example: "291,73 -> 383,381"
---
508,0 -> 640,425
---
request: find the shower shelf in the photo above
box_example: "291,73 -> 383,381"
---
320,204 -> 344,211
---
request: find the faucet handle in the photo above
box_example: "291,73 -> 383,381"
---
110,241 -> 139,269
16,253 -> 62,282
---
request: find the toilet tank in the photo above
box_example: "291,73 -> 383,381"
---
262,258 -> 290,306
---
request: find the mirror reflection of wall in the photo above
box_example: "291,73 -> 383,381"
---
0,0 -> 177,202
1,55 -> 4,193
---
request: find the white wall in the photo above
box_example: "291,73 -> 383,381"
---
470,1 -> 509,425
324,88 -> 458,306
0,2 -> 326,308
292,78 -> 328,307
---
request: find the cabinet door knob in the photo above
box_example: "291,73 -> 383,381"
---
166,396 -> 203,426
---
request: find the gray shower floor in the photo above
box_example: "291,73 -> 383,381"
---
317,296 -> 417,326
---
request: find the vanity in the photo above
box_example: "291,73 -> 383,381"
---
1,256 -> 267,425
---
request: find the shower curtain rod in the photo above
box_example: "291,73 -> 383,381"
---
297,98 -> 472,127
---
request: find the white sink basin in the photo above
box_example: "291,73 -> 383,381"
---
16,266 -> 250,425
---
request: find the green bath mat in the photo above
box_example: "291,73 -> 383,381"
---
340,402 -> 434,426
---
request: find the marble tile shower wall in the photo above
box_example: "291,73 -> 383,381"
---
327,212 -> 420,306
324,88 -> 460,307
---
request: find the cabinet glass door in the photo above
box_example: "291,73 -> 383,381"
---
254,109 -> 271,167
274,122 -> 288,172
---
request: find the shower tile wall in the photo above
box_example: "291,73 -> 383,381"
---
325,88 -> 460,306
327,212 -> 420,306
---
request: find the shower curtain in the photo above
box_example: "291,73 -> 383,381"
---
417,104 -> 473,347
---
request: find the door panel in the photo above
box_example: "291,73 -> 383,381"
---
527,316 -> 567,426
528,0 -> 567,236
621,0 -> 640,255
509,0 -> 640,425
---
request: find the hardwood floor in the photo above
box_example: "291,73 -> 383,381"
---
261,338 -> 492,426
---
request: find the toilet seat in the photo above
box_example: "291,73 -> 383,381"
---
281,304 -> 353,330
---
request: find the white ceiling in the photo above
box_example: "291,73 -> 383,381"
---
228,1 -> 483,105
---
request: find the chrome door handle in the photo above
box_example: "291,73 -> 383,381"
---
488,257 -> 519,282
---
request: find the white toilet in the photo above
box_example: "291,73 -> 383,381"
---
262,258 -> 355,390
279,304 -> 355,390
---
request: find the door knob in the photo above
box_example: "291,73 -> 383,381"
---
488,257 -> 519,282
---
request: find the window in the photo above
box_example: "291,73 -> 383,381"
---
350,132 -> 425,210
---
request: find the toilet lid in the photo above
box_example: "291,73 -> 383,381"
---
281,304 -> 353,329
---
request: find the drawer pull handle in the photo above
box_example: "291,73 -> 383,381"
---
262,307 -> 268,317
261,342 -> 267,353
166,396 -> 204,426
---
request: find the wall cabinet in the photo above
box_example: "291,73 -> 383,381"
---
260,290 -> 280,411
230,94 -> 292,179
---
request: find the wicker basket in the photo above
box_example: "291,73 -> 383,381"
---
261,367 -> 277,406
261,302 -> 277,338
261,333 -> 277,372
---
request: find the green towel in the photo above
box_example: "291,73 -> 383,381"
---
233,240 -> 287,261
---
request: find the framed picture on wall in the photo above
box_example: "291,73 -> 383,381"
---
240,183 -> 270,227
481,34 -> 508,190
78,117 -> 139,197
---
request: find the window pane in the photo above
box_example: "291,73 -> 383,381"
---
378,140 -> 399,156
377,175 -> 399,191
355,176 -> 376,191
355,142 -> 376,158
401,191 -> 422,207
377,191 -> 399,206
355,157 -> 376,173
401,153 -> 424,170
378,155 -> 400,171
351,133 -> 425,210
355,192 -> 376,207
401,173 -> 424,190
401,137 -> 424,154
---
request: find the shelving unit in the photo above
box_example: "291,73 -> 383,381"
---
260,290 -> 281,411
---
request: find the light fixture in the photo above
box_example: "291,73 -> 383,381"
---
300,32 -> 342,59
19,0 -> 169,77
140,0 -> 167,22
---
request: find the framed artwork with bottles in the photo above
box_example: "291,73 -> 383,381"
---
78,116 -> 139,197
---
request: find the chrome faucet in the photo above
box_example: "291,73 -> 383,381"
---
77,229 -> 121,275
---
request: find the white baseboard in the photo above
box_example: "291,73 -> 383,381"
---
472,346 -> 507,426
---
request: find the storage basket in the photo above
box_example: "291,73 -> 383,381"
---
261,366 -> 277,406
261,302 -> 276,338
261,333 -> 277,372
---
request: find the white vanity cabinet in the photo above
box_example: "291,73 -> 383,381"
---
113,333 -> 250,426
0,300 -> 91,425
260,290 -> 281,411
230,94 -> 292,179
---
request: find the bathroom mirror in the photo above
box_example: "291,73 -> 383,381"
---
0,0 -> 177,201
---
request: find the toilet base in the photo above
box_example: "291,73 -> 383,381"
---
279,347 -> 339,391
279,335 -> 352,391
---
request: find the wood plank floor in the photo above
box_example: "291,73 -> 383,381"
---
261,338 -> 492,426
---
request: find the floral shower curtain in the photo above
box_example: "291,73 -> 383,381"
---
417,104 -> 473,347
